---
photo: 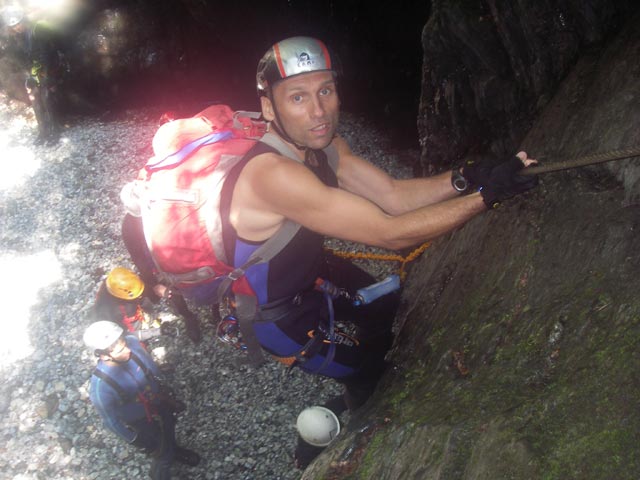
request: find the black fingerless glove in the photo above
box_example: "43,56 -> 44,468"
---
480,156 -> 538,209
461,154 -> 496,188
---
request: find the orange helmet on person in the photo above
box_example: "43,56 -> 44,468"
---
105,267 -> 144,300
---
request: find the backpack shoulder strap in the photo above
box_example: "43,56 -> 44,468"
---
234,293 -> 265,367
216,219 -> 301,303
93,368 -> 128,403
324,143 -> 339,174
260,131 -> 339,174
259,132 -> 302,163
248,219 -> 301,265
129,351 -> 158,383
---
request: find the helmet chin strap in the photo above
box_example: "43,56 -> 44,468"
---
270,121 -> 305,152
268,95 -> 319,165
272,121 -> 319,165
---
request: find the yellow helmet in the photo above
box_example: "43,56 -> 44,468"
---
105,267 -> 144,300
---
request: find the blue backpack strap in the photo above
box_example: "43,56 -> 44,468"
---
145,130 -> 234,172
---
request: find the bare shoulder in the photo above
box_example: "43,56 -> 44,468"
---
230,150 -> 330,241
239,150 -> 313,191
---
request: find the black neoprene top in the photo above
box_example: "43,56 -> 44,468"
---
220,141 -> 338,304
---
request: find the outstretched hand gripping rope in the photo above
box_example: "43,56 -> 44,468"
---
519,146 -> 640,176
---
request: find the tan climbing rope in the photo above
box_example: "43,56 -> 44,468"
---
324,148 -> 640,280
325,241 -> 431,280
522,146 -> 640,176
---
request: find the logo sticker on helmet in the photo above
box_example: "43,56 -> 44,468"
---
297,52 -> 314,68
256,37 -> 336,95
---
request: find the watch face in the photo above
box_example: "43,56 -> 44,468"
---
451,171 -> 468,192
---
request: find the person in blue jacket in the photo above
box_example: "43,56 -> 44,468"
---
83,321 -> 200,479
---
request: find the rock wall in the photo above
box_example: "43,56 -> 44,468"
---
302,7 -> 640,480
417,0 -> 637,175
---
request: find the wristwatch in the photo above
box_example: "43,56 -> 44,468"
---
451,169 -> 469,193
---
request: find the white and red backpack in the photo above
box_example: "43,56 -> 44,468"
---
120,104 -> 337,364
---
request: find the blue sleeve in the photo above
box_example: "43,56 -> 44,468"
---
89,376 -> 140,443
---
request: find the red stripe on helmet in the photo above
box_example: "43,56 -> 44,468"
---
318,39 -> 331,69
273,43 -> 287,78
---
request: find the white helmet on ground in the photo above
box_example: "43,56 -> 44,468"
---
83,321 -> 123,352
296,406 -> 341,447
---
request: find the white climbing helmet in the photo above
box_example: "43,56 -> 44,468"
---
296,406 -> 341,447
83,321 -> 123,352
256,36 -> 338,96
2,5 -> 24,27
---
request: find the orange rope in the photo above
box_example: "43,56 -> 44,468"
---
325,241 -> 431,280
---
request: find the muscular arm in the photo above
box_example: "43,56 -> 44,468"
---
233,152 -> 486,251
332,136 -> 459,215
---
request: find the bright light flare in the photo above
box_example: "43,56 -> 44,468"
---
0,250 -> 62,367
0,118 -> 40,192
27,0 -> 76,14
26,0 -> 83,27
152,346 -> 167,363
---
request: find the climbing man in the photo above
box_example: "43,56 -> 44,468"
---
83,320 -> 200,479
222,36 -> 538,466
93,266 -> 202,344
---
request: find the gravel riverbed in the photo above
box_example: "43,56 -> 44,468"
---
0,96 -> 415,480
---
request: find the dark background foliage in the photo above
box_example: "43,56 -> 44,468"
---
39,0 -> 430,145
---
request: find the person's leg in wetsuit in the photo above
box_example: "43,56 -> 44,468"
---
257,254 -> 399,468
320,254 -> 399,409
